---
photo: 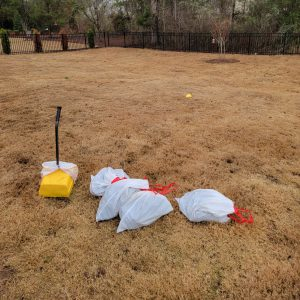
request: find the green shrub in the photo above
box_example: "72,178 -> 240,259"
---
0,29 -> 11,54
87,30 -> 95,48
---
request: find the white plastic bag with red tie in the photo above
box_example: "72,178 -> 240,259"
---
117,190 -> 173,233
176,189 -> 253,224
90,167 -> 129,197
96,176 -> 149,221
117,182 -> 176,233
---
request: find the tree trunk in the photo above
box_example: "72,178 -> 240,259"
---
151,0 -> 160,45
162,0 -> 166,32
21,20 -> 29,33
231,0 -> 236,25
174,0 -> 177,20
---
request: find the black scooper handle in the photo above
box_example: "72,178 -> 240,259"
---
55,106 -> 62,167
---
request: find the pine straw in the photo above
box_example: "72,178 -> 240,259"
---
0,49 -> 299,299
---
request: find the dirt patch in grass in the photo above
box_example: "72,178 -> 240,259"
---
206,58 -> 240,64
0,48 -> 299,299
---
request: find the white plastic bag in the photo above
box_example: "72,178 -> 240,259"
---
96,178 -> 149,221
41,161 -> 78,181
90,167 -> 129,196
176,189 -> 235,223
117,191 -> 173,233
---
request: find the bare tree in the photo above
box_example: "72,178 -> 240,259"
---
210,17 -> 231,55
79,0 -> 110,31
16,0 -> 31,32
150,0 -> 160,43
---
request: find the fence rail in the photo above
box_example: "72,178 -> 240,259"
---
1,32 -> 299,55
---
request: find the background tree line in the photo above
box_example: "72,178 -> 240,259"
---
0,0 -> 299,33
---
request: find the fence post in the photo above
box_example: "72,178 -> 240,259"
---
103,32 -> 106,47
162,33 -> 165,50
34,34 -> 43,53
142,32 -> 145,49
188,32 -> 191,52
61,34 -> 68,51
247,33 -> 252,54
282,33 -> 287,54
107,32 -> 110,47
84,33 -> 87,48
123,32 -> 126,47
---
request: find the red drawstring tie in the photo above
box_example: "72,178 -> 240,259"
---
111,177 -> 127,184
228,207 -> 254,224
111,176 -> 177,196
141,182 -> 177,195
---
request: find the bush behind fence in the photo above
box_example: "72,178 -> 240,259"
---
0,32 -> 299,55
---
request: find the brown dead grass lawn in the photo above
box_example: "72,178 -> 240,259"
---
0,48 -> 299,299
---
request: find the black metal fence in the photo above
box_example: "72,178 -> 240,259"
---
1,32 -> 299,55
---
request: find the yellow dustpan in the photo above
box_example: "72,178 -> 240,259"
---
39,107 -> 77,197
39,168 -> 74,197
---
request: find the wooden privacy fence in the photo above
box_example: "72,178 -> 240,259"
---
1,32 -> 299,55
